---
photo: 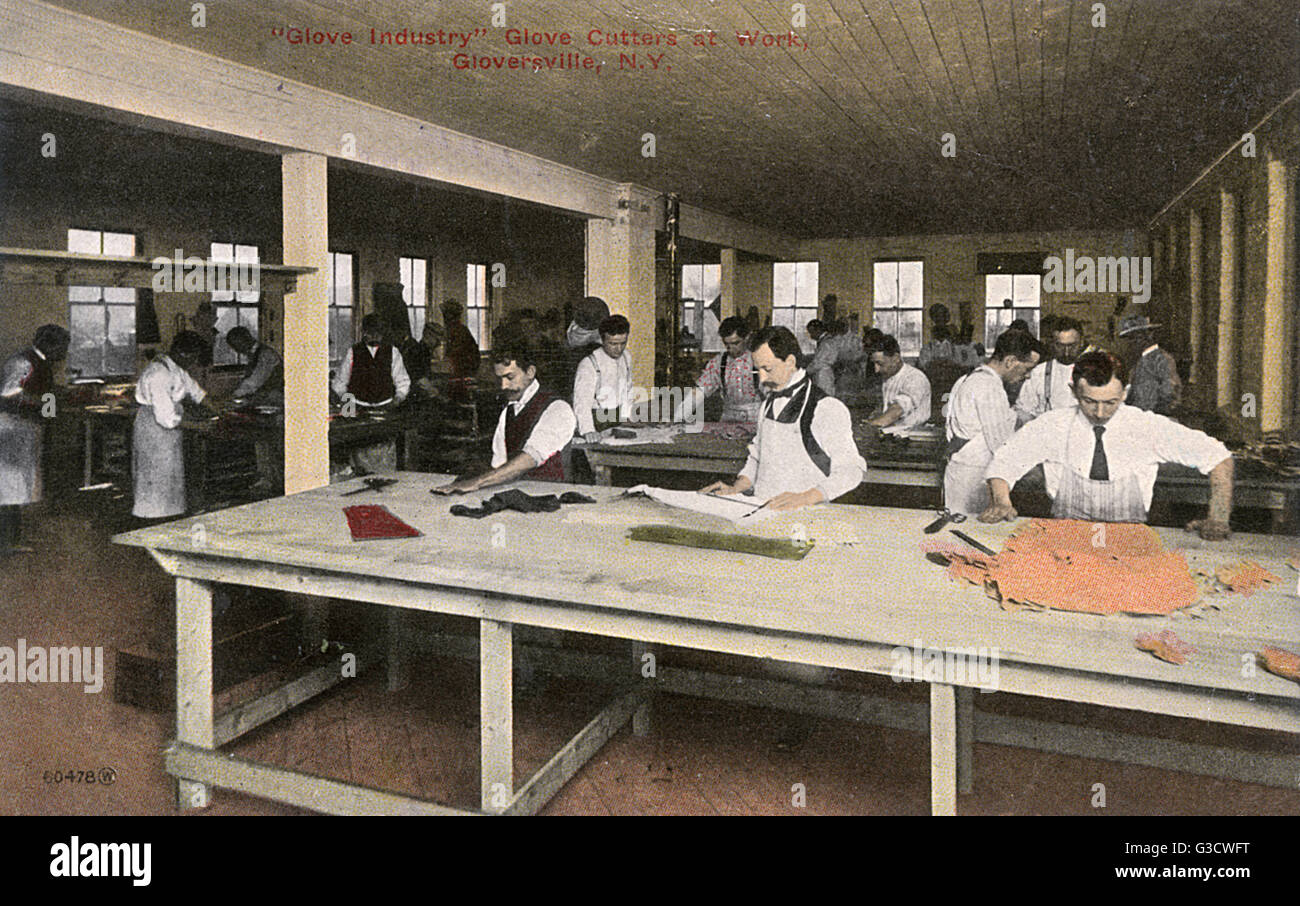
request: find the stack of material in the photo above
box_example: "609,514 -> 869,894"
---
928,519 -> 1202,615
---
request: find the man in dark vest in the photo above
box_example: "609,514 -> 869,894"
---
331,314 -> 410,408
0,324 -> 69,556
433,341 -> 576,494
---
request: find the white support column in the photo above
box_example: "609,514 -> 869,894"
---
930,682 -> 957,816
586,185 -> 659,391
1217,188 -> 1239,409
719,248 -> 738,320
1262,153 -> 1295,433
1187,210 -> 1203,383
282,153 -> 331,493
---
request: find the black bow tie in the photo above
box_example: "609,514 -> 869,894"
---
764,376 -> 810,421
767,376 -> 809,401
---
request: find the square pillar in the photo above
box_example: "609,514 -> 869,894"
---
1216,188 -> 1238,409
586,185 -> 658,390
1262,153 -> 1295,433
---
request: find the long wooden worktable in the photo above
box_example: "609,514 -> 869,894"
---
113,473 -> 1300,815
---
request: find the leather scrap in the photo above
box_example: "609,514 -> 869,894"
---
1135,630 -> 1196,665
924,519 -> 1201,615
1256,646 -> 1300,682
343,504 -> 422,540
449,489 -> 595,519
1213,560 -> 1280,596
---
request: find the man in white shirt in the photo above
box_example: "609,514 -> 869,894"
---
572,314 -> 632,442
1014,317 -> 1084,424
331,314 -> 411,408
942,330 -> 1039,516
701,325 -> 866,511
982,351 -> 1233,539
807,318 -> 866,400
866,334 -> 931,430
434,342 -> 577,494
133,331 -> 209,519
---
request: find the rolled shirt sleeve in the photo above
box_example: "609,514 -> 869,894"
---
810,397 -> 867,501
1152,417 -> 1231,473
332,349 -> 354,399
696,354 -> 722,396
390,348 -> 410,404
571,356 -> 598,435
522,401 -> 577,466
232,345 -> 279,398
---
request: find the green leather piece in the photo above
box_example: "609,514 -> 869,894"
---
627,524 -> 814,561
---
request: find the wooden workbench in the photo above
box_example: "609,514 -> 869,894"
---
113,473 -> 1300,815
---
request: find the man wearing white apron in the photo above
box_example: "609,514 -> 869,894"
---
133,332 -> 209,519
942,330 -> 1039,516
0,325 -> 69,555
572,314 -> 633,442
981,351 -> 1233,540
1014,317 -> 1085,425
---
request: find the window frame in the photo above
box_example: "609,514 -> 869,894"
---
328,250 -> 357,368
465,262 -> 490,351
210,241 -> 261,367
983,272 -> 1042,348
771,261 -> 820,353
66,227 -> 138,379
399,256 -> 429,341
872,258 -> 925,358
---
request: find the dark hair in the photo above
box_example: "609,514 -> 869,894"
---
170,330 -> 209,362
862,327 -> 885,352
718,315 -> 750,339
992,328 -> 1039,362
749,325 -> 801,362
874,334 -> 901,357
806,319 -> 824,334
440,299 -> 463,318
492,341 -> 538,373
599,314 -> 630,337
361,314 -> 385,335
1054,317 -> 1084,337
33,324 -> 70,353
1008,318 -> 1030,333
225,326 -> 254,347
1073,350 -> 1128,388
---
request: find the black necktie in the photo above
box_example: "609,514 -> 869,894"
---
764,377 -> 808,420
506,403 -> 518,429
1089,425 -> 1109,481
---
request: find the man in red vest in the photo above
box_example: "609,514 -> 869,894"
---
433,340 -> 576,494
1,325 -> 69,556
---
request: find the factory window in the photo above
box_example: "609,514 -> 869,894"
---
872,260 -> 924,357
328,251 -> 355,367
772,261 -> 819,354
680,263 -> 722,352
984,273 -> 1041,348
399,257 -> 428,340
211,242 -> 260,366
466,263 -> 490,350
66,228 -> 137,378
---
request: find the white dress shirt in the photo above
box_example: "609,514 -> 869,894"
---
738,369 -> 866,503
0,347 -> 40,400
331,345 -> 411,405
490,380 -> 578,468
985,404 -> 1231,510
1014,359 -> 1077,424
807,332 -> 863,396
881,362 -> 932,429
944,365 -> 1016,466
136,354 -> 206,429
572,347 -> 632,435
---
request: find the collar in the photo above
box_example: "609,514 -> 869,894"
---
1074,403 -> 1129,431
1143,344 -> 1160,356
511,379 -> 540,411
771,368 -> 806,394
366,344 -> 379,355
31,347 -> 46,361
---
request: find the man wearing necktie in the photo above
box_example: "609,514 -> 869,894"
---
701,325 -> 866,512
980,351 -> 1234,539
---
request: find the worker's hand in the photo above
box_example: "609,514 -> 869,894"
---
432,477 -> 479,495
766,489 -> 825,512
978,501 -> 1018,523
700,480 -> 739,496
1187,517 -> 1231,541
582,431 -> 603,444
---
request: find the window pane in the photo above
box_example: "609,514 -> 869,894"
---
792,307 -> 818,354
103,287 -> 134,305
772,306 -> 795,331
795,262 -> 818,307
102,232 -> 134,257
68,229 -> 101,254
985,275 -> 1013,308
898,311 -> 923,356
69,305 -> 106,376
985,309 -> 1014,347
681,264 -> 703,301
235,244 -> 258,263
1014,308 -> 1040,338
873,309 -> 899,339
409,307 -> 426,339
333,253 -> 353,306
213,307 -> 240,365
701,307 -> 721,352
1013,274 -> 1040,308
105,305 -> 136,374
700,264 -> 721,304
329,308 -> 353,365
898,261 -> 923,309
874,262 -> 898,309
772,262 -> 796,307
69,286 -> 100,303
211,243 -> 233,262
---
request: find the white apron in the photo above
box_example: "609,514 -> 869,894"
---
751,400 -> 829,502
943,459 -> 991,516
722,400 -> 761,422
132,406 -> 186,518
1051,466 -> 1147,522
0,411 -> 41,505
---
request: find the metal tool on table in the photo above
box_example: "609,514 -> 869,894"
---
341,476 -> 399,496
950,528 -> 997,556
923,508 -> 967,534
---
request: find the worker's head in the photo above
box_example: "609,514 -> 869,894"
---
1118,314 -> 1159,356
225,326 -> 255,356
440,299 -> 463,324
990,329 -> 1040,384
361,314 -> 386,346
169,330 -> 210,372
805,319 -> 825,343
1072,351 -> 1129,425
491,343 -> 538,401
32,324 -> 70,362
870,335 -> 903,378
598,315 -> 630,359
862,327 -> 886,354
421,322 -> 445,351
718,315 -> 750,357
749,326 -> 800,391
1052,317 -> 1085,365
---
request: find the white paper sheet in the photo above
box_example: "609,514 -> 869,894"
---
625,484 -> 775,524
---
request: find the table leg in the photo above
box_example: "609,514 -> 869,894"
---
82,419 -> 93,489
480,619 -> 513,813
593,462 -> 612,486
175,577 -> 214,810
930,682 -> 957,816
956,686 -> 974,794
631,641 -> 651,736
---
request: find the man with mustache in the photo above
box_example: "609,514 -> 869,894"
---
1014,316 -> 1085,425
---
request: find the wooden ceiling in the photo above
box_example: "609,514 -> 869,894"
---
41,0 -> 1300,237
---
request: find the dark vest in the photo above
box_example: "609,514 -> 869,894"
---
763,378 -> 832,476
505,389 -> 566,482
347,343 -> 396,404
247,344 -> 284,394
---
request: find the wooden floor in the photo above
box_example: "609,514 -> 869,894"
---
2,488 -> 1298,816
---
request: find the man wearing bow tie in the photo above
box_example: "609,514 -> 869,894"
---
701,325 -> 866,511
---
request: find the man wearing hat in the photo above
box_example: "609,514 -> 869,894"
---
1120,311 -> 1180,415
